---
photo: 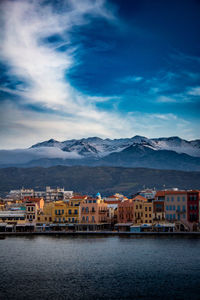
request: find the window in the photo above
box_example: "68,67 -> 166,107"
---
68,218 -> 71,222
167,197 -> 169,202
63,217 -> 65,222
86,207 -> 89,213
55,210 -> 57,215
82,207 -> 84,212
136,205 -> 138,209
173,205 -> 176,211
75,210 -> 78,215
149,207 -> 151,211
27,215 -> 29,219
38,217 -> 40,221
59,218 -> 61,223
173,214 -> 176,219
62,210 -> 64,214
171,197 -> 174,202
166,205 -> 168,210
72,218 -> 74,223
149,214 -> 151,217
68,209 -> 72,215
82,216 -> 85,221
182,205 -> 186,212
58,210 -> 61,215
182,196 -> 185,202
145,214 -> 147,218
169,205 -> 172,210
183,214 -> 186,219
145,207 -> 147,211
177,196 -> 180,202
177,205 -> 180,211
86,216 -> 89,222
92,216 -> 95,222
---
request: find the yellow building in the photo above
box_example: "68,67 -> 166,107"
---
142,201 -> 153,224
66,196 -> 87,223
52,201 -> 67,223
37,197 -> 87,225
37,202 -> 54,224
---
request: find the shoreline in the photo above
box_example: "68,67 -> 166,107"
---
1,231 -> 200,237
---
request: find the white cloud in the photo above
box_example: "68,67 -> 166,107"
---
0,0 -> 198,149
187,86 -> 200,96
120,76 -> 143,83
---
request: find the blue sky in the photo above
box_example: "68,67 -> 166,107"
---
0,0 -> 200,149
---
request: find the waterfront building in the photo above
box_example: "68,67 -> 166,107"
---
23,197 -> 44,211
51,201 -> 67,223
37,202 -> 53,224
66,195 -> 87,223
152,198 -> 165,222
187,191 -> 200,225
118,195 -> 151,225
162,191 -> 187,223
79,193 -> 109,230
25,202 -> 38,223
0,210 -> 25,225
143,201 -> 153,224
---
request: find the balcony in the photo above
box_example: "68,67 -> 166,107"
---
99,209 -> 107,214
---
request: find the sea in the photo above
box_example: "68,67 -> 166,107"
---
0,235 -> 200,300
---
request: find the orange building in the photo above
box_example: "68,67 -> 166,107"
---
118,195 -> 152,225
79,193 -> 110,230
23,197 -> 44,211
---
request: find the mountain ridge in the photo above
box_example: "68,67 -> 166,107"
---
1,135 -> 200,171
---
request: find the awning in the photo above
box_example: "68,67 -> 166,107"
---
154,223 -> 175,227
6,224 -> 14,228
115,223 -> 133,227
141,224 -> 152,228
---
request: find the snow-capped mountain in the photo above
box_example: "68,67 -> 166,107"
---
30,135 -> 200,158
1,135 -> 200,170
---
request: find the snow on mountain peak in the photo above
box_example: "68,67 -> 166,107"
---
29,135 -> 200,158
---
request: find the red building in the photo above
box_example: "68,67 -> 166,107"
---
187,191 -> 200,223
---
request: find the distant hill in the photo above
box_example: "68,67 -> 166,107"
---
0,166 -> 199,196
1,135 -> 200,171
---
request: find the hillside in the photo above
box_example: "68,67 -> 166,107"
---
0,166 -> 199,196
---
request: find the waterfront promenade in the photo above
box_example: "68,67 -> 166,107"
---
1,231 -> 200,237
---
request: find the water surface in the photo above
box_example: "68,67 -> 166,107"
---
0,235 -> 200,299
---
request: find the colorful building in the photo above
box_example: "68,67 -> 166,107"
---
187,191 -> 200,224
79,193 -> 109,229
163,191 -> 187,222
66,195 -> 87,223
118,195 -> 152,225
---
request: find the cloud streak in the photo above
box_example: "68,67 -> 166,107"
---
0,0 -> 199,148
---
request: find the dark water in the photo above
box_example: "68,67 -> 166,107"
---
0,236 -> 200,300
